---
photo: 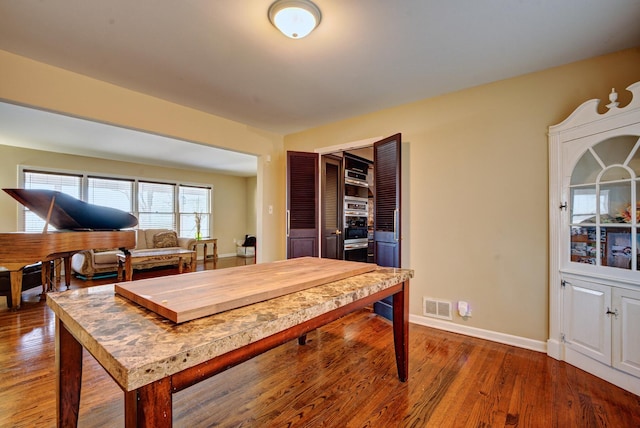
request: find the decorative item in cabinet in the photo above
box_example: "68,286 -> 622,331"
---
603,228 -> 632,269
570,226 -> 603,265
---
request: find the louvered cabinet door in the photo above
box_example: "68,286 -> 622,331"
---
373,134 -> 402,320
374,134 -> 401,268
321,155 -> 343,259
287,151 -> 318,258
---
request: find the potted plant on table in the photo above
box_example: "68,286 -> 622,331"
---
194,212 -> 202,240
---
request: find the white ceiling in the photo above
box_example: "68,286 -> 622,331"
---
0,0 -> 639,174
0,102 -> 258,176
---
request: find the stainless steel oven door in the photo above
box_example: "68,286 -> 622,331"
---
344,239 -> 368,262
344,226 -> 368,240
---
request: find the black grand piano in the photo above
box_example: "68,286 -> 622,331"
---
0,189 -> 137,309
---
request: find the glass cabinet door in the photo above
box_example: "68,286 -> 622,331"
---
569,136 -> 640,271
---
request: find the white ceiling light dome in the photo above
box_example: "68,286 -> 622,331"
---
268,0 -> 322,39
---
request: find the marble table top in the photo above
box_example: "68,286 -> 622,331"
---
47,265 -> 413,391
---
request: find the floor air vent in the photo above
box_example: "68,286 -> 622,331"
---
423,297 -> 452,320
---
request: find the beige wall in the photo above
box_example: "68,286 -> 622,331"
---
0,144 -> 252,256
283,47 -> 640,341
2,46 -> 640,342
246,176 -> 258,237
0,49 -> 287,262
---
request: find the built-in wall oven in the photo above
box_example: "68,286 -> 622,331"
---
343,154 -> 372,263
344,239 -> 368,262
344,196 -> 369,262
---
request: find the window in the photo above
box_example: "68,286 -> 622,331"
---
19,168 -> 212,237
87,177 -> 133,212
22,170 -> 82,232
179,185 -> 211,239
138,181 -> 176,230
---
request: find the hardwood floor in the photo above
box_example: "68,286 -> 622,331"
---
1,257 -> 639,427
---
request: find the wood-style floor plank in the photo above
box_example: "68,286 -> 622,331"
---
1,256 -> 639,427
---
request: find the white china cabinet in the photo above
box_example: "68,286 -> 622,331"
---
548,82 -> 640,395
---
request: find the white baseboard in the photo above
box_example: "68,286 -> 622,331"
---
197,252 -> 237,260
218,252 -> 238,259
408,315 -> 639,396
546,339 -> 563,360
564,347 -> 640,396
409,314 -> 547,353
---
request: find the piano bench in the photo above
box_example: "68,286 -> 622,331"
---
0,263 -> 44,308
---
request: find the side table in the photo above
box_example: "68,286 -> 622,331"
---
117,249 -> 195,281
192,238 -> 218,260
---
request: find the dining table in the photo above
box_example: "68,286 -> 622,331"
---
47,257 -> 413,427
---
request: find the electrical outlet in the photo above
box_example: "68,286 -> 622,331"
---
458,301 -> 472,317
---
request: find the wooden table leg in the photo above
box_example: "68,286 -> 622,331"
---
177,257 -> 184,274
55,258 -> 62,285
40,264 -> 48,297
117,258 -> 123,282
298,334 -> 307,345
63,257 -> 72,290
392,280 -> 409,382
9,270 -> 23,310
43,261 -> 53,292
203,243 -> 208,260
118,253 -> 134,281
56,318 -> 83,427
134,378 -> 172,428
124,390 -> 138,427
125,253 -> 133,281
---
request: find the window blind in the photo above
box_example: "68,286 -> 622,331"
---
179,185 -> 211,238
138,181 -> 176,230
22,170 -> 82,232
87,176 -> 133,212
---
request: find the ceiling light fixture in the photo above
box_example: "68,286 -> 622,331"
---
268,0 -> 322,39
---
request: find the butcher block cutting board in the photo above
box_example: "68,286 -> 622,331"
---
115,257 -> 376,323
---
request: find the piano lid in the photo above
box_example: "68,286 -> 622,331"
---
3,188 -> 138,231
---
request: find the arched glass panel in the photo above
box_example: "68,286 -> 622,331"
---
571,150 -> 601,185
600,166 -> 630,183
592,135 -> 637,167
626,136 -> 640,176
569,137 -> 638,270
